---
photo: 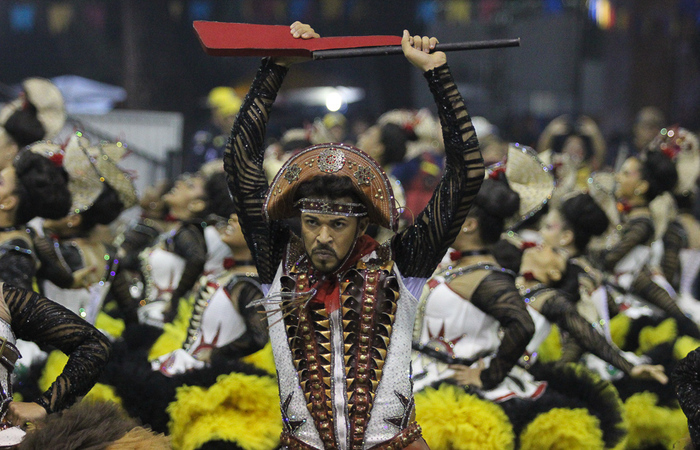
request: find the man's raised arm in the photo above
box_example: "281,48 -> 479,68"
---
393,30 -> 485,278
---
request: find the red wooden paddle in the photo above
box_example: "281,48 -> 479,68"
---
193,21 -> 520,59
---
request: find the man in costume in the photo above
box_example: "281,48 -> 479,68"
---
225,22 -> 484,449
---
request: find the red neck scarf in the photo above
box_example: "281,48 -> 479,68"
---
310,234 -> 379,313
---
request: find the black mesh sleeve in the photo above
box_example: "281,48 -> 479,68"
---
0,244 -> 36,291
599,217 -> 654,271
537,290 -> 634,374
4,284 -> 111,413
32,233 -> 74,289
559,334 -> 585,363
661,220 -> 687,292
470,272 -> 535,389
108,266 -> 139,325
391,64 -> 484,278
631,268 -> 700,339
168,224 -> 207,313
223,59 -> 292,285
210,280 -> 268,362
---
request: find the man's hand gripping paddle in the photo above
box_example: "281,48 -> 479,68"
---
193,21 -> 519,59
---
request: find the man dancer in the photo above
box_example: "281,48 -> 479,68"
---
224,22 -> 484,450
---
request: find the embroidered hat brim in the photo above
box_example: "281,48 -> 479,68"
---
264,143 -> 398,230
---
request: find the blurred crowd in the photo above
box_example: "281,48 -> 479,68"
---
1,58 -> 700,449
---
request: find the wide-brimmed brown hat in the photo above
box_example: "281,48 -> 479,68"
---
495,143 -> 554,230
264,143 -> 398,230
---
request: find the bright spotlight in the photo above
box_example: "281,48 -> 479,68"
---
325,91 -> 343,112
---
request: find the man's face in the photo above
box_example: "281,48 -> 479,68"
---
300,197 -> 368,273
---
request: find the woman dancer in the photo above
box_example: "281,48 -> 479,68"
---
0,141 -> 71,289
598,142 -> 700,338
37,137 -> 138,326
0,78 -> 65,171
414,145 -> 663,448
0,141 -> 111,446
100,213 -> 269,439
654,127 -> 700,317
538,191 -> 618,365
137,170 -> 222,326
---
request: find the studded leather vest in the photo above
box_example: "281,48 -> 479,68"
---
266,240 -> 421,450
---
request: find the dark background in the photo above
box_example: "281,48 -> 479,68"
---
1,0 -> 699,171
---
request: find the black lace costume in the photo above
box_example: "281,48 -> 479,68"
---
224,58 -> 483,449
224,58 -> 484,284
457,271 -> 535,390
0,230 -> 40,290
597,214 -> 700,338
530,288 -> 634,374
3,284 -> 111,413
164,223 -> 208,314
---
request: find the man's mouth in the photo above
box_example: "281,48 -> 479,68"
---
313,249 -> 336,260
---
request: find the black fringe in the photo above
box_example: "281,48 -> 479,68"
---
500,361 -> 626,449
99,344 -> 271,434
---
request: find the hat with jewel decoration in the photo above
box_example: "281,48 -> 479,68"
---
264,143 -> 398,231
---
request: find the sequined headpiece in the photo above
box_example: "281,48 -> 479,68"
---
295,198 -> 368,217
63,132 -> 137,214
490,143 -> 554,231
265,143 -> 398,230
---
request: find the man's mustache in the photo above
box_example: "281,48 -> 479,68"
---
312,245 -> 337,257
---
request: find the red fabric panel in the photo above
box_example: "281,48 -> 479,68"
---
193,21 -> 402,57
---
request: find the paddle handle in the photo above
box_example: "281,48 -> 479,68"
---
312,37 -> 520,60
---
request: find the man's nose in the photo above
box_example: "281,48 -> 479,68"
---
317,225 -> 333,243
